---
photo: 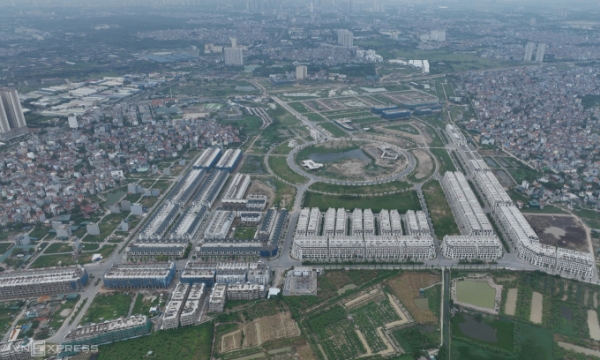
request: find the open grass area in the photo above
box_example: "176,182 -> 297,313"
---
506,164 -> 542,184
393,325 -> 440,357
430,148 -> 456,175
289,102 -> 311,113
80,245 -> 116,263
240,155 -> 266,174
131,293 -> 161,316
30,253 -> 76,268
44,242 -> 73,254
99,321 -> 213,360
308,180 -> 412,195
82,293 -> 133,324
305,112 -> 326,122
385,124 -> 419,134
234,227 -> 256,239
320,122 -> 349,138
303,191 -> 421,213
0,242 -> 13,254
422,180 -> 459,238
268,156 -> 308,184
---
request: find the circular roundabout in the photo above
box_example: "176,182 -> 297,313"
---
287,139 -> 416,185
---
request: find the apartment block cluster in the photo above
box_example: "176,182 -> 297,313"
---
291,208 -> 436,261
441,171 -> 503,260
447,124 -> 594,278
126,147 -> 243,261
163,282 -> 205,329
197,205 -> 288,258
0,266 -> 88,300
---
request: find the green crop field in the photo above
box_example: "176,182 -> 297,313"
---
303,191 -> 421,213
82,293 -> 133,324
351,300 -> 400,352
422,181 -> 460,238
268,156 -> 308,184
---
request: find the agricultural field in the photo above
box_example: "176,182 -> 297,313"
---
387,272 -> 441,323
303,191 -> 421,213
422,180 -> 460,238
453,270 -> 600,359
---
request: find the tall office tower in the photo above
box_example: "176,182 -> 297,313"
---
0,88 -> 27,141
224,47 -> 244,66
524,42 -> 536,62
535,43 -> 546,63
230,38 -> 237,48
338,29 -> 354,48
296,65 -> 308,80
68,114 -> 79,129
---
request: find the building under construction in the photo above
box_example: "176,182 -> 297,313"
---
0,266 -> 88,300
208,284 -> 227,313
102,262 -> 176,289
62,315 -> 152,354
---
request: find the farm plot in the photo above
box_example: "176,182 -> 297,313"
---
319,319 -> 366,360
387,272 -> 440,323
257,311 -> 299,342
350,300 -> 400,352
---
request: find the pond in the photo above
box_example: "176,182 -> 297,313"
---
457,314 -> 498,343
308,149 -> 371,163
105,189 -> 127,206
561,305 -> 573,322
456,280 -> 496,310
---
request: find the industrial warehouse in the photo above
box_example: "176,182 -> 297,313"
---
0,266 -> 88,300
291,208 -> 436,261
446,124 -> 594,278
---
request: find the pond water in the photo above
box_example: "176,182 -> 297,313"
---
309,149 -> 371,163
561,305 -> 573,322
105,190 -> 127,206
458,314 -> 498,343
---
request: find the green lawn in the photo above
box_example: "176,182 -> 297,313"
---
289,102 -> 311,113
422,180 -> 460,238
306,113 -> 326,122
234,227 -> 256,239
303,191 -> 421,213
131,293 -> 161,317
44,243 -> 73,254
99,321 -> 213,360
320,122 -> 349,138
268,156 -> 308,184
80,245 -> 117,263
309,180 -> 412,195
82,293 -> 133,324
430,148 -> 456,175
0,242 -> 13,254
30,253 -> 76,268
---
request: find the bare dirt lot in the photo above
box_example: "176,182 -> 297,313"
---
491,169 -> 515,188
387,272 -> 440,323
411,150 -> 434,180
247,180 -> 276,208
525,214 -> 590,252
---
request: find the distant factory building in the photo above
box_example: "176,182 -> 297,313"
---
0,88 -> 28,141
